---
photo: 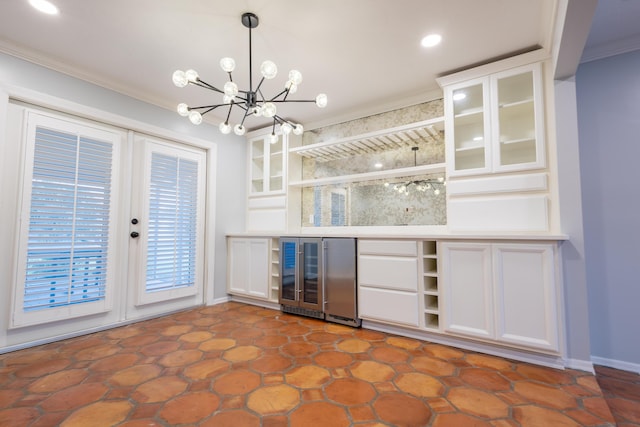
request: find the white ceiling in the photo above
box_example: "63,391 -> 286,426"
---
0,1 -> 636,132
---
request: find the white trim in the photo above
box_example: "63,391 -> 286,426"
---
447,173 -> 548,196
211,296 -> 232,306
362,319 -> 567,370
228,294 -> 280,311
0,83 -> 213,150
565,358 -> 595,374
581,35 -> 640,64
0,306 -> 205,356
591,356 -> 640,374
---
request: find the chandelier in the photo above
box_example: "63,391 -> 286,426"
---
172,12 -> 327,141
385,147 -> 446,195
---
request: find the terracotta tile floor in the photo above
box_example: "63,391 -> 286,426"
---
594,365 -> 640,426
0,301 -> 632,426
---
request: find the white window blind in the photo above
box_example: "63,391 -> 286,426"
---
145,153 -> 199,293
23,126 -> 113,312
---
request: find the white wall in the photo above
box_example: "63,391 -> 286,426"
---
0,52 -> 246,308
576,49 -> 640,371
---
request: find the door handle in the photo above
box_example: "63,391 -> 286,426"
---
130,231 -> 140,238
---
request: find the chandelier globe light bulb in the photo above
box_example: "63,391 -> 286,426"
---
293,124 -> 304,135
219,122 -> 232,134
288,70 -> 303,85
220,57 -> 235,73
177,103 -> 189,117
234,124 -> 246,136
269,133 -> 279,144
316,94 -> 328,108
188,111 -> 202,125
185,69 -> 199,82
260,61 -> 278,79
172,70 -> 188,88
224,81 -> 238,97
262,102 -> 277,118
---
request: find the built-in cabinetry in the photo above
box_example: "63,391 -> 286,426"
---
358,240 -> 420,327
440,241 -> 560,353
437,50 -> 552,233
357,239 -> 441,332
246,129 -> 301,232
441,62 -> 545,176
227,237 -> 280,306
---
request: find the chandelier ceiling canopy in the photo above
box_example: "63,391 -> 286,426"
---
172,12 -> 327,142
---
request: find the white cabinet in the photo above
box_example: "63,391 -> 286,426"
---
246,129 -> 300,232
440,241 -> 560,353
358,240 -> 420,327
440,242 -> 494,339
441,62 -> 545,177
227,237 -> 270,300
248,132 -> 286,195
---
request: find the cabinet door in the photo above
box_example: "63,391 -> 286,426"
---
440,242 -> 494,339
249,138 -> 266,195
445,77 -> 491,176
227,238 -> 269,299
491,63 -> 545,172
493,244 -> 559,352
248,133 -> 286,196
247,239 -> 270,299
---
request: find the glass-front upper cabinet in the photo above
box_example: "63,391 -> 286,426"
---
449,78 -> 491,174
444,62 -> 545,176
248,132 -> 286,195
492,64 -> 544,170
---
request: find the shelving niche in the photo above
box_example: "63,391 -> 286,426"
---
289,117 -> 446,187
420,240 -> 440,331
270,237 -> 280,302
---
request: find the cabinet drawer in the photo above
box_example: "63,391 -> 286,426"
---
358,240 -> 417,256
358,255 -> 418,291
359,287 -> 419,327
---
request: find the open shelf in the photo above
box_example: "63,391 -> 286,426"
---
420,240 -> 440,331
289,162 -> 445,187
290,117 -> 444,163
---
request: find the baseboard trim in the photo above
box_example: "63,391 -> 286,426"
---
362,320 -> 568,370
211,296 -> 231,305
591,356 -> 640,374
0,305 -> 204,356
228,294 -> 280,311
565,358 -> 595,374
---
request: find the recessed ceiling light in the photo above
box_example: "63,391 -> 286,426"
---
29,0 -> 59,15
421,34 -> 442,48
452,92 -> 466,101
374,162 -> 383,169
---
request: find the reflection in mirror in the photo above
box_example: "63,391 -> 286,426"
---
302,174 -> 446,227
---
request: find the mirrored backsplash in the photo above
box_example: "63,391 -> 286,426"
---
300,99 -> 446,227
301,174 -> 447,227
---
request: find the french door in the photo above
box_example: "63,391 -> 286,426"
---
125,134 -> 206,319
11,109 -> 207,329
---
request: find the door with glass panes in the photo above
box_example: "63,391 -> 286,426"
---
11,110 -> 207,329
126,134 -> 206,320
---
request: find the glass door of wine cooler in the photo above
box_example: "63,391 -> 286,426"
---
299,238 -> 323,311
278,238 -> 323,313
